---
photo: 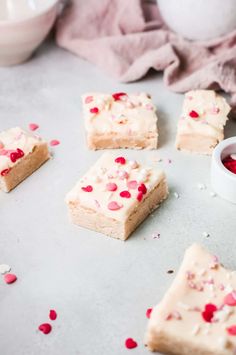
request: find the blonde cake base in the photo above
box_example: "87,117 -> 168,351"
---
87,134 -> 158,150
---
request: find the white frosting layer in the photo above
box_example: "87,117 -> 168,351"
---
66,152 -> 165,221
0,127 -> 44,172
147,244 -> 236,353
177,90 -> 231,140
82,92 -> 158,136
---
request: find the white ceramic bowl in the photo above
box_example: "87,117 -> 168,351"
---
158,0 -> 236,41
211,137 -> 236,204
0,0 -> 58,66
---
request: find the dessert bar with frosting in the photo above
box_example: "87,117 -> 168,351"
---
82,92 -> 158,150
66,152 -> 168,240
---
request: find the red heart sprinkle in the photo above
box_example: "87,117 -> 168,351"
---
227,325 -> 236,336
125,338 -> 138,349
50,140 -> 60,146
112,92 -> 127,101
201,303 -> 217,322
10,152 -> 18,163
127,180 -> 138,189
16,148 -> 24,158
146,308 -> 153,319
115,156 -> 126,165
85,96 -> 93,104
224,292 -> 236,306
1,168 -> 11,176
106,182 -> 117,191
4,273 -> 17,284
138,183 -> 147,194
189,110 -> 199,118
82,185 -> 93,192
90,107 -> 99,114
49,310 -> 57,321
38,323 -> 52,334
108,201 -> 122,210
120,190 -> 131,198
29,123 -> 39,131
137,192 -> 143,202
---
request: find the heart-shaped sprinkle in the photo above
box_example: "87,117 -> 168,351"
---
1,168 -> 11,176
112,92 -> 127,101
85,96 -> 93,104
82,185 -> 93,192
106,182 -> 117,191
49,310 -> 57,321
211,107 -> 220,114
128,160 -> 138,169
227,325 -> 236,336
0,264 -> 11,275
90,107 -> 99,114
127,180 -> 138,189
189,110 -> 199,118
137,192 -> 143,202
146,308 -> 153,319
38,323 -> 52,334
222,156 -> 236,174
16,148 -> 24,158
224,292 -> 236,306
4,273 -> 17,284
10,152 -> 18,163
29,123 -> 39,131
138,183 -> 147,194
115,156 -> 126,165
118,170 -> 129,180
120,190 -> 131,198
50,140 -> 60,146
201,303 -> 217,322
108,201 -> 122,210
125,338 -> 138,349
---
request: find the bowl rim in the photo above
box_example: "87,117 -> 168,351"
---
0,0 -> 58,25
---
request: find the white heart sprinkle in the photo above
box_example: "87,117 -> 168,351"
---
0,264 -> 11,275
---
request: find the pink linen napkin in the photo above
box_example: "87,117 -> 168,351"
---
56,0 -> 236,107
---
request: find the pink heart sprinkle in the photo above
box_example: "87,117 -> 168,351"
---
81,185 -> 93,192
125,338 -> 138,349
224,292 -> 236,306
29,123 -> 39,131
120,190 -> 131,198
127,180 -> 138,189
38,323 -> 52,334
49,310 -> 57,321
50,140 -> 60,146
90,107 -> 99,114
146,308 -> 153,319
106,182 -> 117,191
227,325 -> 236,336
4,273 -> 17,284
85,96 -> 93,104
108,201 -> 122,210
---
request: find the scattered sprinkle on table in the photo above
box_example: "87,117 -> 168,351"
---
49,309 -> 57,321
50,139 -> 60,146
0,264 -> 11,275
38,323 -> 52,335
210,191 -> 217,197
125,338 -> 138,349
146,308 -> 153,319
197,183 -> 206,190
202,231 -> 210,238
173,192 -> 179,199
4,273 -> 17,284
167,270 -> 174,274
29,123 -> 39,131
152,233 -> 160,239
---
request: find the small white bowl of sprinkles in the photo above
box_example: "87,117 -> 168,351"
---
211,137 -> 236,204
